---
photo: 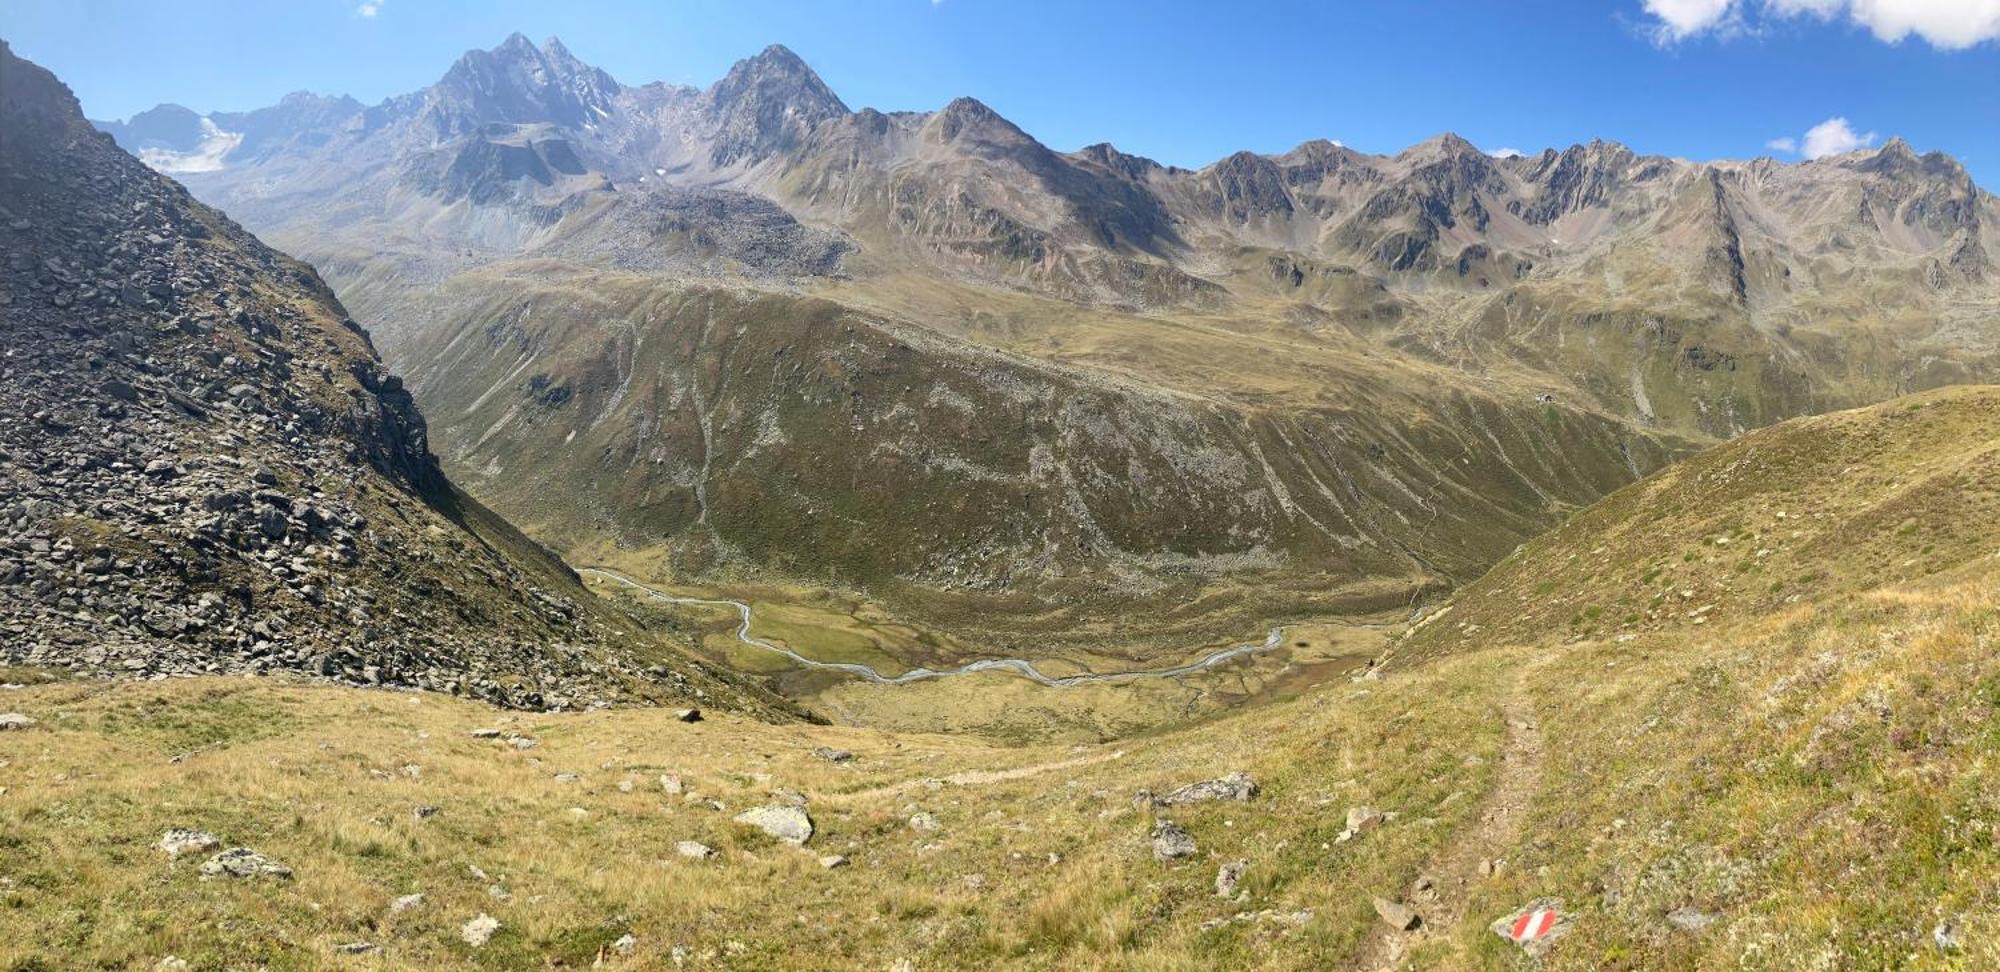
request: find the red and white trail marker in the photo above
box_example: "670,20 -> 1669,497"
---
1491,898 -> 1569,954
1509,906 -> 1558,941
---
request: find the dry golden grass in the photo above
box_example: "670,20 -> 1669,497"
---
4,389 -> 1997,970
0,649 -> 1506,970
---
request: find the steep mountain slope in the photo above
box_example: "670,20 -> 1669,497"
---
94,35 -> 2000,654
0,42 -> 789,717
359,269 -> 1691,648
5,388 -> 1993,970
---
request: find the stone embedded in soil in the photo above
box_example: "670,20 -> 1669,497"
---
197,847 -> 292,880
1151,820 -> 1197,861
735,804 -> 814,845
1373,897 -> 1421,931
461,913 -> 501,947
1156,771 -> 1258,805
158,829 -> 221,858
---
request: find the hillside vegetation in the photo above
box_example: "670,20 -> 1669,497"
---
6,387 -> 1995,969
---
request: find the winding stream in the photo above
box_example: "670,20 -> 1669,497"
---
581,566 -> 1390,687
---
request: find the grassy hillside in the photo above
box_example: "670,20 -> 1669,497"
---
4,387 -> 1995,969
329,261 -> 1692,666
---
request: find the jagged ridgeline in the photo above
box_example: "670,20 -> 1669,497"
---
92,33 -> 2000,643
0,40 -> 796,717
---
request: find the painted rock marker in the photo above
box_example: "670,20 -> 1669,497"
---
1491,898 -> 1568,955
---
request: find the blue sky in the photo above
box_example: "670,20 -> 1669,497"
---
3,0 -> 1996,187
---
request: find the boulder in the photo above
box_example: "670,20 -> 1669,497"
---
735,805 -> 814,845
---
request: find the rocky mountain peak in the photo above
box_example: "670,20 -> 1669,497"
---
1403,131 -> 1483,160
925,96 -> 1035,148
1072,142 -> 1162,180
423,33 -> 622,136
702,43 -> 848,167
707,44 -> 847,118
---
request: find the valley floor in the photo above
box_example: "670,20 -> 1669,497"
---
3,557 -> 1993,969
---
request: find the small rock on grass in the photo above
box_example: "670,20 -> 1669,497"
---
1665,906 -> 1715,933
1373,897 -> 1421,931
198,848 -> 292,880
1151,820 -> 1197,861
461,913 -> 501,947
158,829 -> 221,858
1154,772 -> 1258,806
1335,806 -> 1384,843
1215,859 -> 1248,897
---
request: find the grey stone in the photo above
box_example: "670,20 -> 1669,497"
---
198,847 -> 293,880
461,913 -> 501,947
158,828 -> 221,858
1216,859 -> 1248,897
1373,897 -> 1421,931
735,804 -> 814,845
1151,820 -> 1197,861
1156,771 -> 1258,806
1665,906 -> 1716,933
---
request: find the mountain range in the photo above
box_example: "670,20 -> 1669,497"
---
90,33 -> 2000,657
5,32 -> 2000,971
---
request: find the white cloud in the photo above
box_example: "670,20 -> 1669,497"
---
357,0 -> 384,17
1765,136 -> 1799,152
1800,117 -> 1880,158
1643,0 -> 1742,39
1642,0 -> 2000,48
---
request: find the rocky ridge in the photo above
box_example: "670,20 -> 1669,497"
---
0,41 -> 787,715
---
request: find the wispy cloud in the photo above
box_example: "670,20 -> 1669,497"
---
357,0 -> 384,18
1639,0 -> 2000,49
